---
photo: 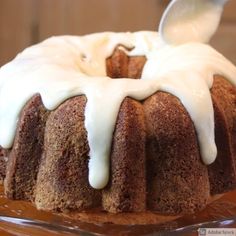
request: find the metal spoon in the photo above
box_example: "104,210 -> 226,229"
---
159,0 -> 228,45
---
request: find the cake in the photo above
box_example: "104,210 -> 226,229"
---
0,0 -> 236,219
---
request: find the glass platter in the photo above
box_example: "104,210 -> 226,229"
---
0,185 -> 235,236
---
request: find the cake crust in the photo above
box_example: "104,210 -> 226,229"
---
0,42 -> 236,217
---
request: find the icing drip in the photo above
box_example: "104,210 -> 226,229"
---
142,43 -> 236,164
0,32 -> 236,189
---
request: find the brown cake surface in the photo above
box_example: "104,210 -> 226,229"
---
0,46 -> 236,219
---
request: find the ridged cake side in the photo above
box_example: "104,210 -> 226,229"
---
1,48 -> 236,215
208,76 -> 236,194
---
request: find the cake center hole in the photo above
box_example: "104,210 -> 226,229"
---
106,48 -> 147,80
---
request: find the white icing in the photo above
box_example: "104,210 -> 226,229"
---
159,0 -> 228,45
0,31 -> 236,189
142,43 -> 236,164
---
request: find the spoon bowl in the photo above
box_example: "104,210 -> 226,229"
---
159,0 -> 228,45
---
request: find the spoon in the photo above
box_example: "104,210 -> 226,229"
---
159,0 -> 228,45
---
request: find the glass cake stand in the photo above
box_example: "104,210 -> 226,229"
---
0,186 -> 235,236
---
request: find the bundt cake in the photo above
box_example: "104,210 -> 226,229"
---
0,32 -> 235,216
0,1 -> 236,219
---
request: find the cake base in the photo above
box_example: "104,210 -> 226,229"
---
1,185 -> 236,236
62,194 -> 224,225
64,210 -> 180,225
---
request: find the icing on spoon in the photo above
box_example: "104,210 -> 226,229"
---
159,0 -> 228,45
